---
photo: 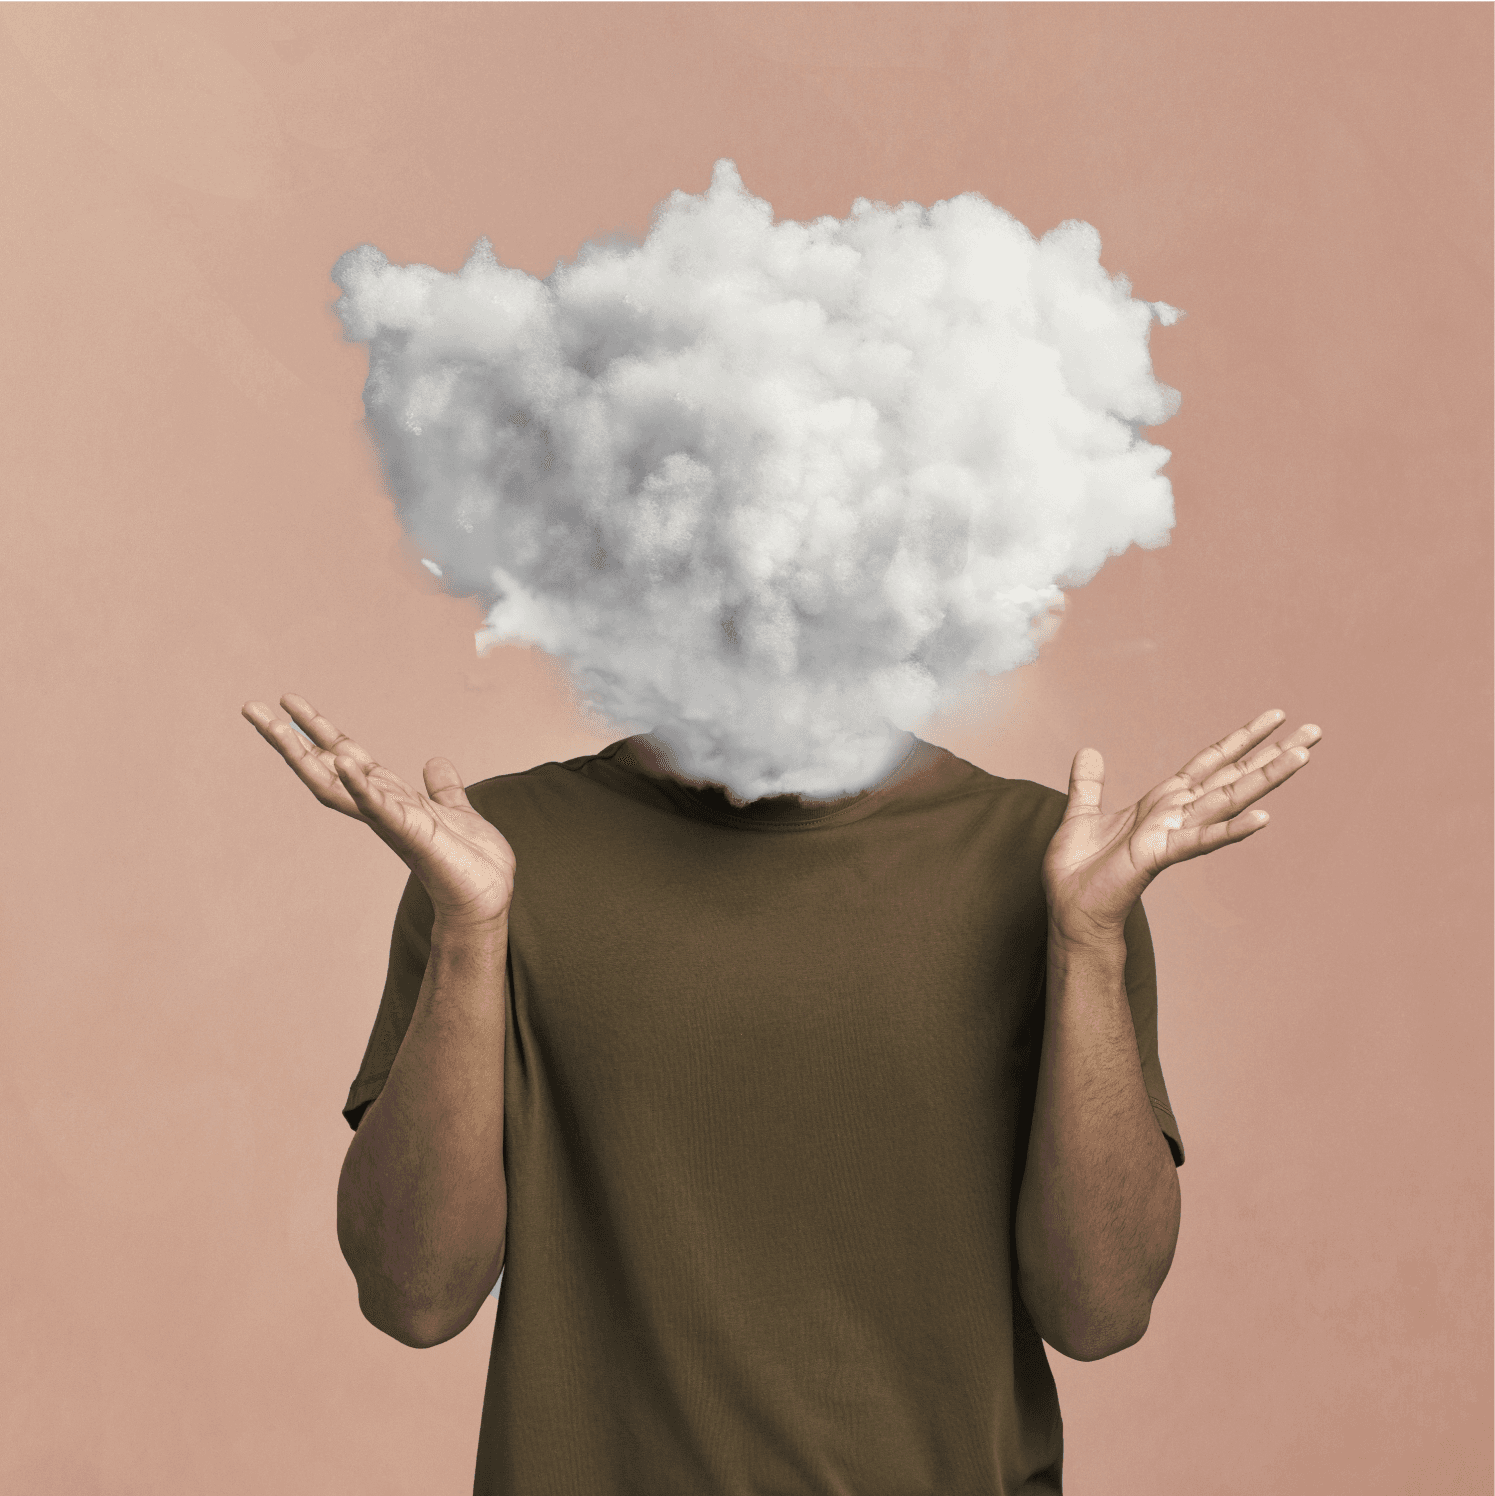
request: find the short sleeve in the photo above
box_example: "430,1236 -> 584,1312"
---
1123,898 -> 1185,1168
341,871 -> 435,1131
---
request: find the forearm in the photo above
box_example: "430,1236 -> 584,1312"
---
1014,924 -> 1181,1361
337,916 -> 510,1347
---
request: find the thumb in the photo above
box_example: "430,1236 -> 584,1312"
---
423,756 -> 471,807
1064,747 -> 1105,817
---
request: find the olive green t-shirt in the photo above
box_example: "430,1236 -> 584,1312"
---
343,735 -> 1184,1495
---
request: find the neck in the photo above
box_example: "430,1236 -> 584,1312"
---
626,730 -> 916,808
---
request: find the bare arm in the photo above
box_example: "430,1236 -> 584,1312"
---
1015,930 -> 1180,1361
339,915 -> 510,1348
240,692 -> 517,1350
1025,707 -> 1319,1359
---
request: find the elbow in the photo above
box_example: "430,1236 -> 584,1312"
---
358,1289 -> 464,1350
394,1315 -> 464,1350
1023,1274 -> 1153,1362
1057,1310 -> 1151,1362
379,1315 -> 446,1351
354,1281 -> 437,1348
401,1273 -> 503,1348
355,1252 -> 506,1350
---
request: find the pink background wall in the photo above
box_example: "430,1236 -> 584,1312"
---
2,4 -> 1489,1491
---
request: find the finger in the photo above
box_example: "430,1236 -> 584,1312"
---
334,757 -> 418,845
333,754 -> 381,807
243,700 -> 327,770
1195,722 -> 1322,795
423,757 -> 472,807
1164,806 -> 1271,866
1063,747 -> 1105,817
242,700 -> 367,819
1183,744 -> 1311,827
337,756 -> 444,862
279,694 -> 379,771
1174,709 -> 1286,787
334,755 -> 419,832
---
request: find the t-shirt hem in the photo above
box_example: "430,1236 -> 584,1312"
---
1149,1094 -> 1185,1167
343,1070 -> 391,1131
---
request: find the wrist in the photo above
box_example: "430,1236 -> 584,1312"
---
430,911 -> 510,946
1046,909 -> 1129,962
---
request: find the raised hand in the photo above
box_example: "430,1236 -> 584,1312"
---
1042,708 -> 1321,948
242,693 -> 516,930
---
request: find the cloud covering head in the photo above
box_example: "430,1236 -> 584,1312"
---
331,160 -> 1183,805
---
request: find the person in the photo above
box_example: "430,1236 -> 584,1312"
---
242,692 -> 1319,1494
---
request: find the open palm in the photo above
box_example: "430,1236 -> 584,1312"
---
1042,708 -> 1321,947
242,693 -> 516,929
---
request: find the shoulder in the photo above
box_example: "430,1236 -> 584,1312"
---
934,750 -> 1067,828
901,747 -> 1067,867
455,749 -> 653,855
461,748 -> 618,816
983,775 -> 1067,855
